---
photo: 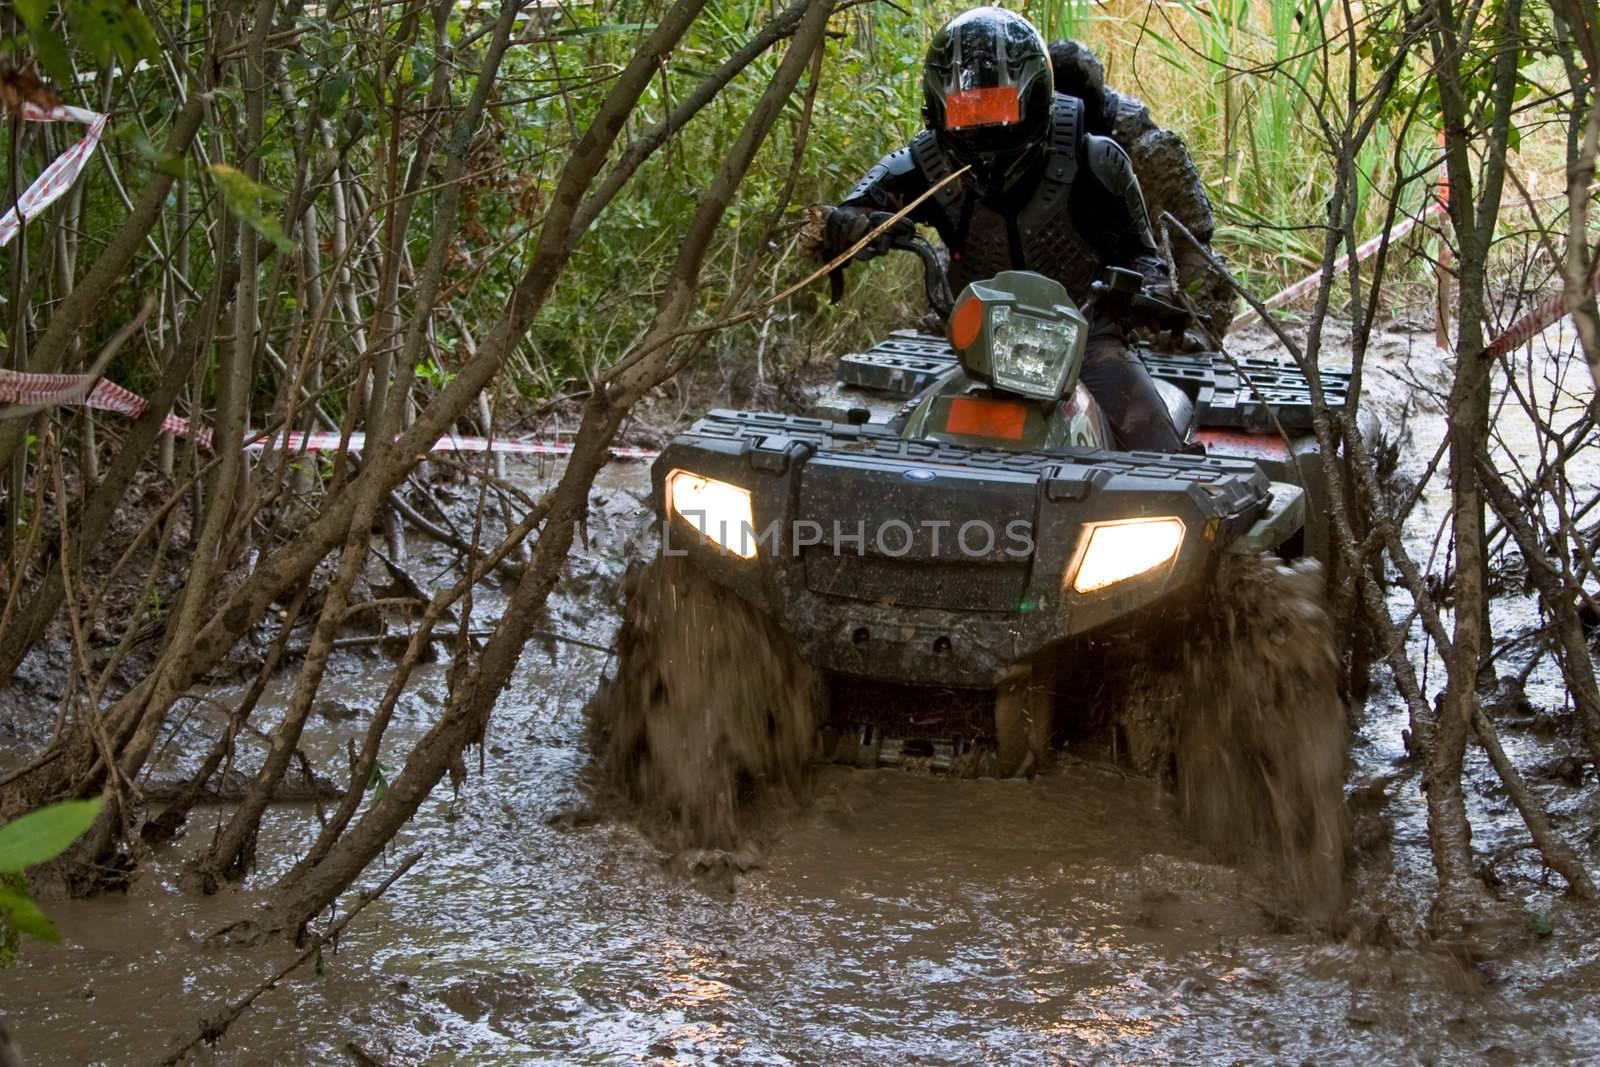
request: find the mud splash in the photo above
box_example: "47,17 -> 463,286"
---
1170,553 -> 1350,921
590,555 -> 822,848
598,549 -> 1349,920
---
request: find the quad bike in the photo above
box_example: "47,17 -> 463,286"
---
593,233 -> 1366,860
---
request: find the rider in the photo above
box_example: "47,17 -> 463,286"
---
1049,39 -> 1234,339
815,7 -> 1185,453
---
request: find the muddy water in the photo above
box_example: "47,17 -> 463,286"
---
5,327 -> 1600,1063
13,711 -> 1600,1064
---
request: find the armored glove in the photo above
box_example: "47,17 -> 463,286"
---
1132,254 -> 1176,304
813,206 -> 914,263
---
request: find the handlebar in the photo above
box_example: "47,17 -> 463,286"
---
1088,266 -> 1192,333
863,226 -> 1188,337
888,232 -> 955,321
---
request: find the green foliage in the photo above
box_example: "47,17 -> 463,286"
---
367,762 -> 391,800
0,798 -> 103,872
553,22 -> 654,39
0,799 -> 103,964
209,164 -> 293,254
417,359 -> 453,389
114,122 -> 188,177
0,877 -> 20,966
66,0 -> 161,70
13,0 -> 160,83
0,881 -> 59,944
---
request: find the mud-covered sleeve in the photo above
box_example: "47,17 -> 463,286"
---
1110,95 -> 1158,144
1128,128 -> 1215,245
836,146 -> 936,224
1074,133 -> 1168,286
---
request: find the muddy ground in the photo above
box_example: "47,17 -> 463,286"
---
2,321 -> 1600,1064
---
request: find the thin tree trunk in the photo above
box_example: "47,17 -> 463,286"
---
1425,0 -> 1524,928
268,0 -> 836,934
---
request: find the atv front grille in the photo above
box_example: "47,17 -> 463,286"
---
803,550 -> 1029,613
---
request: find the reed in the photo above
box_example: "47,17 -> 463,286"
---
1017,0 -> 1437,292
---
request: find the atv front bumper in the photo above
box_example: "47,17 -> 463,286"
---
653,411 -> 1285,688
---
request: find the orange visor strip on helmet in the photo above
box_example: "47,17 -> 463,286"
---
945,87 -> 1021,129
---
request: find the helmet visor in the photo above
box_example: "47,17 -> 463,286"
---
946,86 -> 1022,130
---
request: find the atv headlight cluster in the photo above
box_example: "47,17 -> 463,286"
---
947,272 -> 1089,402
988,305 -> 1078,400
665,469 -> 756,559
1070,517 -> 1185,593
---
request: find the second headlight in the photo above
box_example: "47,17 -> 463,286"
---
1069,516 -> 1186,593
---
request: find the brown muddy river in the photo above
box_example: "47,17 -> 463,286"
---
4,327 -> 1600,1064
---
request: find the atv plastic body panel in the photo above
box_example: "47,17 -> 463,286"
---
812,331 -> 1373,565
655,329 -> 1369,689
655,411 -> 1272,688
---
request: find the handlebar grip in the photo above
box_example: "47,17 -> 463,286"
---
1130,291 -> 1192,329
1089,281 -> 1191,331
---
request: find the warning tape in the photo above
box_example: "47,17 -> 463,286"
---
1481,256 -> 1600,361
0,103 -> 107,249
0,368 -> 211,446
1228,200 -> 1448,332
247,430 -> 661,461
0,368 -> 659,460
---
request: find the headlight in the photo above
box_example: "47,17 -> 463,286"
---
1070,517 -> 1185,593
989,304 -> 1078,399
665,470 -> 756,559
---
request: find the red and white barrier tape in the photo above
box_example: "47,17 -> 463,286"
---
247,430 -> 660,461
0,103 -> 108,249
0,368 -> 658,460
0,368 -> 211,446
1228,200 -> 1448,332
1481,256 -> 1600,361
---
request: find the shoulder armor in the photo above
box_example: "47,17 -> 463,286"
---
1019,94 -> 1083,227
844,146 -> 916,207
1085,133 -> 1157,251
1085,133 -> 1138,193
880,145 -> 918,179
1111,93 -> 1155,143
1045,94 -> 1082,185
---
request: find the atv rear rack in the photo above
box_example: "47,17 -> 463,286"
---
835,330 -> 1350,432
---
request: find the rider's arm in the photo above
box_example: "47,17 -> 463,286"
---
1073,134 -> 1171,294
839,146 -> 931,217
817,147 -> 932,260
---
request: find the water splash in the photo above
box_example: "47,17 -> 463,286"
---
589,556 -> 821,849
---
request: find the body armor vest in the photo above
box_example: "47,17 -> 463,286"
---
908,95 -> 1102,301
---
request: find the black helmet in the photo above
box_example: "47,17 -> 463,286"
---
923,8 -> 1054,193
1048,40 -> 1109,133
